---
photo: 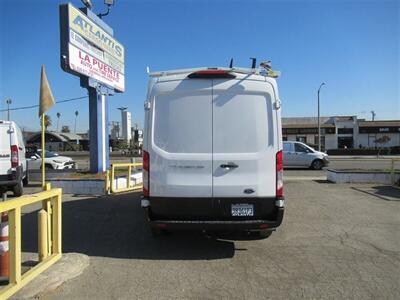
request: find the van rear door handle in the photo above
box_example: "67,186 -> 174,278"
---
220,162 -> 238,169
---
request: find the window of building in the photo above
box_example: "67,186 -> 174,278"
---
314,135 -> 325,146
296,136 -> 306,143
338,128 -> 354,134
338,137 -> 354,149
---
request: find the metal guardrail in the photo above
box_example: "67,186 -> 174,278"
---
390,158 -> 400,185
0,187 -> 62,299
106,163 -> 143,194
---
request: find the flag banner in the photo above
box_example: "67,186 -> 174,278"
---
39,65 -> 55,116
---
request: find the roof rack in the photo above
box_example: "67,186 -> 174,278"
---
148,66 -> 281,78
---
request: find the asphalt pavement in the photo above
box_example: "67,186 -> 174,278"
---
15,180 -> 400,299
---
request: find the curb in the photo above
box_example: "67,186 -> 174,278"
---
284,176 -> 326,181
11,253 -> 89,300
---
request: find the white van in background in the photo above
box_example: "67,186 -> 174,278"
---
283,141 -> 329,170
142,66 -> 284,237
0,121 -> 28,196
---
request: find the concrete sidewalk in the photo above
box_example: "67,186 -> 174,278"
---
11,253 -> 89,300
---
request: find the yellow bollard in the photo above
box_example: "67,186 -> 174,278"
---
42,182 -> 51,192
127,165 -> 132,188
104,170 -> 110,194
38,209 -> 48,262
390,159 -> 395,185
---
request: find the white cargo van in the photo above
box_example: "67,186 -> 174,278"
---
0,121 -> 28,196
142,67 -> 284,236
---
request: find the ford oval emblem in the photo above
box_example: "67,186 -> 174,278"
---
244,189 -> 255,194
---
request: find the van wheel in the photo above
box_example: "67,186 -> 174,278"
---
311,159 -> 324,170
13,180 -> 23,197
23,175 -> 29,187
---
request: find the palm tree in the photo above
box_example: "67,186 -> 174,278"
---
56,112 -> 61,132
74,110 -> 79,133
40,115 -> 52,131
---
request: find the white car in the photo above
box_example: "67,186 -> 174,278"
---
28,150 -> 76,170
142,66 -> 284,237
0,120 -> 28,196
283,141 -> 329,170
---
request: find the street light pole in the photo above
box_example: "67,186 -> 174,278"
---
317,82 -> 326,152
6,98 -> 12,121
56,112 -> 61,132
74,110 -> 79,133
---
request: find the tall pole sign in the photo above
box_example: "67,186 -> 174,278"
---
59,3 -> 125,173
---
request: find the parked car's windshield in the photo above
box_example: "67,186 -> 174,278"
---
295,143 -> 314,153
303,144 -> 317,153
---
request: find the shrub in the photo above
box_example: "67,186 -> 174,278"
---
327,147 -> 400,155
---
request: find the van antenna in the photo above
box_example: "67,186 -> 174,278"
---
250,57 -> 257,69
229,58 -> 233,68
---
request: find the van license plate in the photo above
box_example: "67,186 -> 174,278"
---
231,204 -> 254,216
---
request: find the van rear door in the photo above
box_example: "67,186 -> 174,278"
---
0,124 -> 12,174
149,79 -> 213,198
212,78 -> 277,198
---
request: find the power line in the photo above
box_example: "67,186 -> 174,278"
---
0,96 -> 88,112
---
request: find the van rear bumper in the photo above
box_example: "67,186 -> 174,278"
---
145,208 -> 284,231
144,197 -> 284,231
0,166 -> 23,187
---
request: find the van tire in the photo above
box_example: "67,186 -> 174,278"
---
311,159 -> 324,170
13,180 -> 23,197
23,175 -> 29,187
40,164 -> 53,170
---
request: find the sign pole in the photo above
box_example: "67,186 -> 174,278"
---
59,3 -> 124,173
88,86 -> 110,173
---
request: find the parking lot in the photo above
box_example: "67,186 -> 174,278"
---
65,154 -> 397,174
14,178 -> 400,299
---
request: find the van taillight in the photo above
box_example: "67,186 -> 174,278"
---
143,150 -> 150,197
188,70 -> 236,79
11,145 -> 19,168
276,150 -> 284,198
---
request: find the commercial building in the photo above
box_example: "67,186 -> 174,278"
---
26,132 -> 89,151
282,116 -> 400,150
121,111 -> 132,143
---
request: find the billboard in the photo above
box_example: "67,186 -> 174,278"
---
60,3 -> 125,92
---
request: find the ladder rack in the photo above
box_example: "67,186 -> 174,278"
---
148,66 -> 280,78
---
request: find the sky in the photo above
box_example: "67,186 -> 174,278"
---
0,0 -> 399,133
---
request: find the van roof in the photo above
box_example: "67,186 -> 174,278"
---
148,67 -> 280,80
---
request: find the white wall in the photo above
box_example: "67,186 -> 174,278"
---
325,134 -> 337,150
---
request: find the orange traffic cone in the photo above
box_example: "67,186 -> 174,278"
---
0,212 -> 9,280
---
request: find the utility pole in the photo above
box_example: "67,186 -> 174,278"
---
317,83 -> 326,152
371,110 -> 376,121
56,112 -> 61,132
74,110 -> 79,133
371,111 -> 377,148
6,98 -> 12,121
